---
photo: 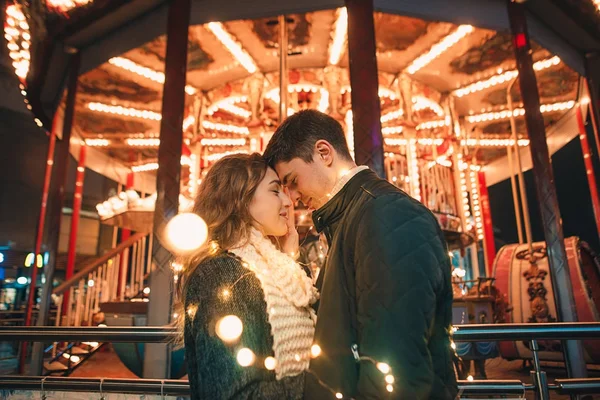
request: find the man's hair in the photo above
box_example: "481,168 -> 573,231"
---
263,109 -> 353,167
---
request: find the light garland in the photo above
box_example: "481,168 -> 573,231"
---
457,153 -> 472,232
183,115 -> 196,131
381,126 -> 404,135
207,96 -> 250,118
384,138 -> 445,146
108,57 -> 197,95
344,109 -> 355,159
200,138 -> 247,146
85,138 -> 111,147
466,101 -> 575,123
206,22 -> 257,74
407,139 -> 421,201
328,7 -> 348,66
131,163 -> 159,172
87,102 -> 162,121
5,4 -> 31,81
406,25 -> 474,74
453,56 -> 561,97
46,0 -> 91,12
469,169 -> 484,240
380,109 -> 404,123
460,138 -> 529,147
202,120 -> 249,135
126,138 -> 161,147
188,154 -> 198,197
412,96 -> 445,117
265,85 -> 330,113
416,117 -> 451,131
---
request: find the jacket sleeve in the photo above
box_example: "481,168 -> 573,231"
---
353,195 -> 446,399
184,257 -> 303,400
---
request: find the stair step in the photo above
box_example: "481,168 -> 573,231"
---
44,361 -> 68,371
70,347 -> 89,355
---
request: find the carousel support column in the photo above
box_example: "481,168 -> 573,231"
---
278,14 -> 288,123
31,51 -> 81,376
584,54 -> 600,160
345,0 -> 384,177
117,171 -> 134,301
19,114 -> 58,374
143,0 -> 190,379
478,171 -> 496,275
508,77 -> 533,253
61,144 -> 87,318
507,0 -> 587,382
576,106 -> 600,240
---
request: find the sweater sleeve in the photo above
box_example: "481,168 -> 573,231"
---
353,195 -> 448,399
184,255 -> 304,400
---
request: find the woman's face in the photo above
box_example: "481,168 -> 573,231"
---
249,167 -> 292,237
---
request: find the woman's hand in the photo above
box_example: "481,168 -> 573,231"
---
280,187 -> 299,258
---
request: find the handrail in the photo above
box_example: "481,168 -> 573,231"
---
0,326 -> 176,342
452,322 -> 600,341
0,322 -> 599,343
53,231 -> 147,295
0,376 -> 597,397
0,376 -> 190,396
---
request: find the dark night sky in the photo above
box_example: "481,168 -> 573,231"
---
488,118 -> 600,254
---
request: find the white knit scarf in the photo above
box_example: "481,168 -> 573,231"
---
230,228 -> 318,379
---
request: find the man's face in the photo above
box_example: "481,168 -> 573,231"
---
274,156 -> 334,211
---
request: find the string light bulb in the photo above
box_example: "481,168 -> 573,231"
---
215,315 -> 244,343
206,22 -> 257,74
406,25 -> 473,74
236,348 -> 256,367
164,213 -> 208,253
328,8 -> 348,65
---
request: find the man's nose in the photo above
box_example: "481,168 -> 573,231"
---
289,188 -> 301,204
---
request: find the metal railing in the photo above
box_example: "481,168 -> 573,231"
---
0,323 -> 598,398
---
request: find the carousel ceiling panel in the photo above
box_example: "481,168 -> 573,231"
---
76,111 -> 156,135
410,28 -> 496,93
186,25 -> 251,90
482,65 -> 578,107
373,22 -> 454,75
78,66 -> 162,104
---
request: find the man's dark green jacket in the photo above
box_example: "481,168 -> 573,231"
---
305,169 -> 457,400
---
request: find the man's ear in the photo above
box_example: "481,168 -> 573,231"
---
314,140 -> 334,167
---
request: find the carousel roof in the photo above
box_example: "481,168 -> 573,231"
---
3,0 -> 600,190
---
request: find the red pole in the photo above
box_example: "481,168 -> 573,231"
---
19,118 -> 59,373
61,144 -> 87,317
478,171 -> 496,275
576,106 -> 600,240
116,172 -> 134,299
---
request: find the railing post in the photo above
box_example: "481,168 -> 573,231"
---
530,340 -> 550,400
345,0 -> 385,177
506,0 -> 587,383
143,0 -> 190,379
30,51 -> 81,376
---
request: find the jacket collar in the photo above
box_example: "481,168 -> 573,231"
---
312,169 -> 376,233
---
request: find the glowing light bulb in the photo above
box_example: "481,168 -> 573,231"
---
164,213 -> 208,253
237,348 -> 255,367
264,356 -> 277,370
376,362 -> 391,374
311,344 -> 322,358
215,315 -> 244,343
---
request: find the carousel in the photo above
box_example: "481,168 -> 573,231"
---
5,0 -> 600,379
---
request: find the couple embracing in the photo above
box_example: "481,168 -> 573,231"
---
178,110 -> 457,400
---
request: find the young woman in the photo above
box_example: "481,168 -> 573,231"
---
177,153 -> 318,400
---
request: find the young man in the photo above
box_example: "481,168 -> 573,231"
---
264,110 -> 457,400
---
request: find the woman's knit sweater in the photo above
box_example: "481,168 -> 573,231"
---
184,253 -> 308,399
